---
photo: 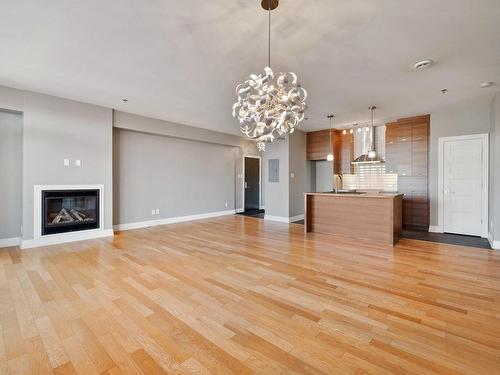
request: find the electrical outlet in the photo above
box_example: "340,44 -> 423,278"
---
75,159 -> 81,167
225,202 -> 228,207
63,158 -> 70,167
152,209 -> 155,215
156,209 -> 160,215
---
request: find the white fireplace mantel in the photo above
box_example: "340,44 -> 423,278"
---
21,184 -> 113,249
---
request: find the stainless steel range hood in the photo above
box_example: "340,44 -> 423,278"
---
352,106 -> 385,165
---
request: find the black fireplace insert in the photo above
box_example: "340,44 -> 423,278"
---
42,189 -> 99,235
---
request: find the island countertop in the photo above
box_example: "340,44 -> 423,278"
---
305,192 -> 403,199
304,192 -> 403,245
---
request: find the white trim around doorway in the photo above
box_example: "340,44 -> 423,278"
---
242,155 -> 262,212
437,133 -> 489,238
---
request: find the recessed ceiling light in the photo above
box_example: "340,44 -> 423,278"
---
480,81 -> 495,88
122,98 -> 128,103
414,59 -> 434,70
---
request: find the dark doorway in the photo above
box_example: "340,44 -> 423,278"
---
244,157 -> 260,211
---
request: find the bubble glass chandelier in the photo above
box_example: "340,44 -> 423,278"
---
232,0 -> 307,151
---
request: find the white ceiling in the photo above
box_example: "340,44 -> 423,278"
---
1,0 -> 499,133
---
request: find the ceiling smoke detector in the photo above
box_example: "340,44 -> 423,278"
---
414,59 -> 434,70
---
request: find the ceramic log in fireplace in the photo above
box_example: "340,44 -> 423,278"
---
42,189 -> 99,235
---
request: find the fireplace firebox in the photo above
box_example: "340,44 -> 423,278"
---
42,189 -> 99,235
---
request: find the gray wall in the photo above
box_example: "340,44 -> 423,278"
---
0,86 -> 24,112
429,94 -> 493,226
490,92 -> 500,241
113,128 -> 235,225
315,161 -> 334,192
0,86 -> 114,240
289,131 -> 307,217
0,110 -> 23,239
264,138 -> 290,218
306,161 -> 316,193
22,93 -> 113,238
114,110 -> 241,147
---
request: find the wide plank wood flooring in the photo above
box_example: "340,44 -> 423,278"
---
1,215 -> 499,374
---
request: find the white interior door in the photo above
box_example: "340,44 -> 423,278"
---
443,137 -> 483,236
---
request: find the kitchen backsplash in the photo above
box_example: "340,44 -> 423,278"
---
341,163 -> 398,192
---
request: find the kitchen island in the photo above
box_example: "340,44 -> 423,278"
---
304,192 -> 403,245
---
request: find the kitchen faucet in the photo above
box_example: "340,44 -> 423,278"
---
334,174 -> 343,193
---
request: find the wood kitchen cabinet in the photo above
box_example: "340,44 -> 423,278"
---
385,115 -> 430,229
385,123 -> 412,176
306,130 -> 353,174
306,129 -> 331,161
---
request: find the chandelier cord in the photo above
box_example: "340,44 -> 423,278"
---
268,0 -> 271,68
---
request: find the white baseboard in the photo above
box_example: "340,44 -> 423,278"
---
264,214 -> 304,223
289,214 -> 304,223
113,210 -> 236,232
0,237 -> 21,248
489,233 -> 500,250
429,225 -> 443,233
264,215 -> 290,223
21,229 -> 114,249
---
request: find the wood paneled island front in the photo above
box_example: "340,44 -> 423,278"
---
305,192 -> 403,245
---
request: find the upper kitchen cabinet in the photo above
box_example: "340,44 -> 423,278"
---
411,122 -> 429,176
306,129 -> 331,161
385,115 -> 430,177
385,123 -> 412,176
306,130 -> 354,174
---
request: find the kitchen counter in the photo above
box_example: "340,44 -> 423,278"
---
306,192 -> 403,199
304,192 -> 403,245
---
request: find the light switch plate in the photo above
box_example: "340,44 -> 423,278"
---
75,159 -> 81,167
63,158 -> 70,167
290,172 -> 295,178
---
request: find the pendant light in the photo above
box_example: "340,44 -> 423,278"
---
326,114 -> 334,161
232,0 -> 307,151
367,106 -> 377,158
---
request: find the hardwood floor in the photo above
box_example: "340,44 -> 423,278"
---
1,215 -> 499,374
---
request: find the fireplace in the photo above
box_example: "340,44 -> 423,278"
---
42,189 -> 99,235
